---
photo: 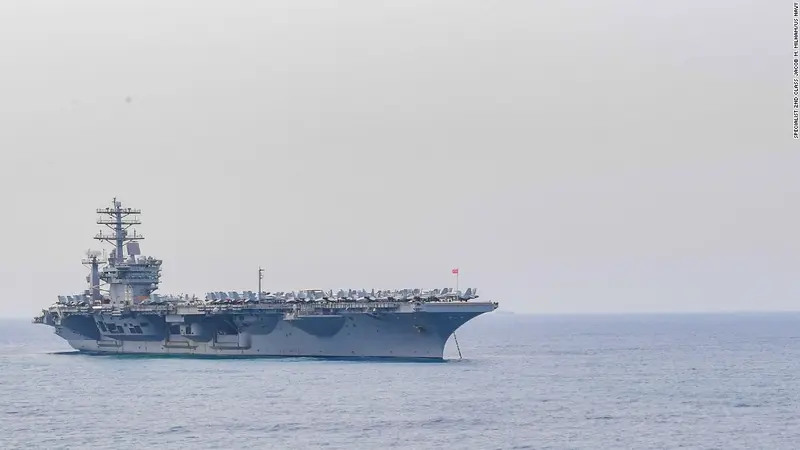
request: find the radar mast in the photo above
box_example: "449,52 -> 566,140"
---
94,197 -> 143,265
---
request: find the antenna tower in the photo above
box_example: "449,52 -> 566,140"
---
94,197 -> 143,264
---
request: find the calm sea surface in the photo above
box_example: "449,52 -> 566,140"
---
1,313 -> 798,449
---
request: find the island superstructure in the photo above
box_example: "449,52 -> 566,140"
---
33,199 -> 498,359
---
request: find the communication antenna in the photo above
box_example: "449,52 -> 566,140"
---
94,197 -> 143,264
258,267 -> 264,301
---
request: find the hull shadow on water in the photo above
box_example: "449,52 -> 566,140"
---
47,350 -> 463,363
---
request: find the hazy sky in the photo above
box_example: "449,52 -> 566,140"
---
0,0 -> 795,317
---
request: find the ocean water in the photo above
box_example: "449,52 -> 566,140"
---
1,312 -> 798,449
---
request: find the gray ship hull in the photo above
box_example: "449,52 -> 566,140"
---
47,302 -> 496,359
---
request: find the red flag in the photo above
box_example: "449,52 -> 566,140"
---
452,268 -> 459,274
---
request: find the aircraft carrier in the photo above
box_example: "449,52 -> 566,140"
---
32,199 -> 498,359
